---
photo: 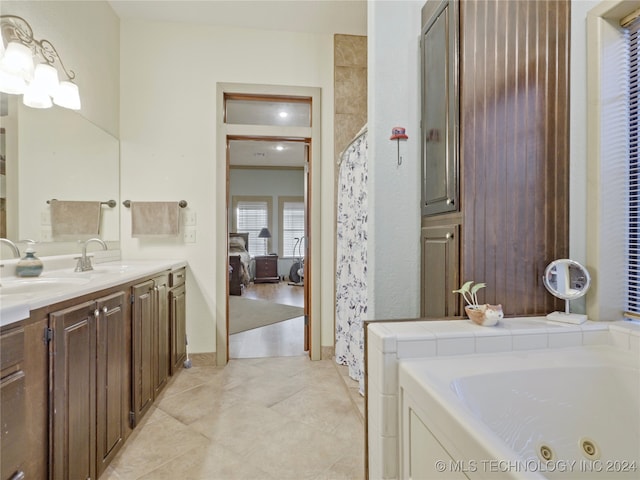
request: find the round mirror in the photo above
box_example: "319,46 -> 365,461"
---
543,259 -> 591,300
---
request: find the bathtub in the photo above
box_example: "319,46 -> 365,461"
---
398,345 -> 640,479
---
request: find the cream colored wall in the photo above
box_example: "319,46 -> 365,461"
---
119,19 -> 335,354
2,1 -> 120,137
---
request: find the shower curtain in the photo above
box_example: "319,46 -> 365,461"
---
335,125 -> 368,395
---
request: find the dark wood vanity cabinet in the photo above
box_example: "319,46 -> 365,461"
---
50,291 -> 127,480
4,265 -> 187,479
132,274 -> 170,425
420,0 -> 570,316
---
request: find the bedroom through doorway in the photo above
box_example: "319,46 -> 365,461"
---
227,134 -> 310,359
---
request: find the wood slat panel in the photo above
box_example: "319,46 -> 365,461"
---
460,0 -> 569,315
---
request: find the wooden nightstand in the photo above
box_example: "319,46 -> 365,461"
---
254,255 -> 279,283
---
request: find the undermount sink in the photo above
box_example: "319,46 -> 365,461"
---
0,277 -> 91,295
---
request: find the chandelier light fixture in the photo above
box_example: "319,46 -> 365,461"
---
0,15 -> 81,110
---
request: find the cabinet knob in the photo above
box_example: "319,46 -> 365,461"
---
103,306 -> 108,313
446,198 -> 455,205
94,309 -> 100,318
445,232 -> 454,240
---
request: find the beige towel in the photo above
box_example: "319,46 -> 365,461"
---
50,200 -> 102,240
131,201 -> 180,237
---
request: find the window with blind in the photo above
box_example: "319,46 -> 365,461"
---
233,197 -> 271,257
626,16 -> 640,318
280,198 -> 305,258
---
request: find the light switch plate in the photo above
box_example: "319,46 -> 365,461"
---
183,227 -> 196,243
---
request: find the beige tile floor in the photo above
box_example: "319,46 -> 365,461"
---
102,356 -> 365,480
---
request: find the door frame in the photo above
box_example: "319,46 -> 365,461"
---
215,83 -> 322,365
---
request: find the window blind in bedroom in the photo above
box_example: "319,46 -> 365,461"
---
236,200 -> 269,256
282,201 -> 305,258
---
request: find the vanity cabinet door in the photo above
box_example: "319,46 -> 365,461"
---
131,274 -> 170,425
95,292 -> 127,478
421,0 -> 458,216
170,283 -> 187,375
132,280 -> 155,424
421,224 -> 460,317
153,274 -> 170,397
50,300 -> 97,480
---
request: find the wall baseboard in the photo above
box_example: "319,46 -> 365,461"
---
321,346 -> 335,360
189,352 -> 217,367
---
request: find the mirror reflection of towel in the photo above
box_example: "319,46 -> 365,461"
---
50,200 -> 102,240
131,201 -> 180,237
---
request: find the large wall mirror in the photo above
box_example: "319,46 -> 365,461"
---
1,94 -> 119,254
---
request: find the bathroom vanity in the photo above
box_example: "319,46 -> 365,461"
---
0,257 -> 187,480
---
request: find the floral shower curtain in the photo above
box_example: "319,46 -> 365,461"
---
335,126 -> 368,395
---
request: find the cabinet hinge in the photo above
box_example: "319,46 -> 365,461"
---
44,327 -> 53,344
130,294 -> 135,305
129,411 -> 136,428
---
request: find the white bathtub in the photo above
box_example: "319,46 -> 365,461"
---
399,345 -> 640,479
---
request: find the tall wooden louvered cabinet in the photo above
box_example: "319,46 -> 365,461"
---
420,0 -> 569,317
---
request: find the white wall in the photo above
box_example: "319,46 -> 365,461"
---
119,19 -> 335,354
367,1 -> 423,321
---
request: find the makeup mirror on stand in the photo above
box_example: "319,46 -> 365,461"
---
542,259 -> 591,324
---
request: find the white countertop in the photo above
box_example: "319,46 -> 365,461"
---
0,255 -> 186,327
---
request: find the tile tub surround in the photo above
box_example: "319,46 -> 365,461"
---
365,317 -> 640,479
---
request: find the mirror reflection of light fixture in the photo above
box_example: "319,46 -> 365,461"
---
0,15 -> 81,110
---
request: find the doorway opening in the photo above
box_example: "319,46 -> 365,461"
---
227,135 -> 309,359
215,84 -> 321,365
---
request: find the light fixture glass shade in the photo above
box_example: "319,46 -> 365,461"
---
32,63 -> 59,96
1,42 -> 34,80
23,82 -> 52,108
53,80 -> 81,110
0,68 -> 27,94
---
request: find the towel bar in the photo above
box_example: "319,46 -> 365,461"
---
123,200 -> 188,208
47,199 -> 117,208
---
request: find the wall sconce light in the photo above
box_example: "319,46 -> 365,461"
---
0,15 -> 81,110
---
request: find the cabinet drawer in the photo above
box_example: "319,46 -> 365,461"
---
1,370 -> 26,480
170,268 -> 186,288
1,327 -> 24,376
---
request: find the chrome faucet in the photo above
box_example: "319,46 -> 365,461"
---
0,238 -> 20,259
75,238 -> 108,272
